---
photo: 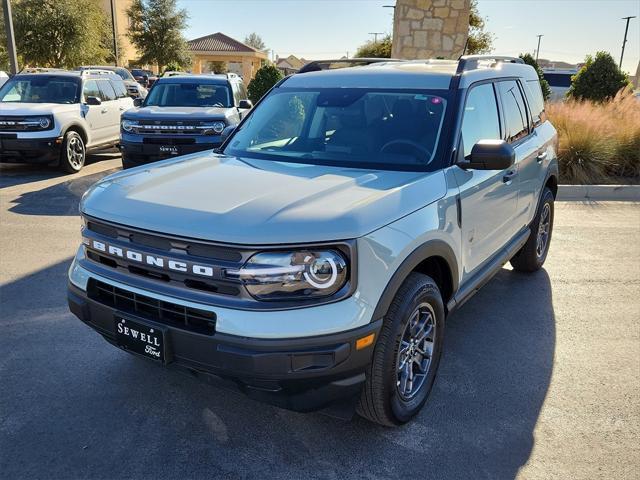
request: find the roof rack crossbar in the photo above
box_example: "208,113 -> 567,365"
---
456,55 -> 524,74
297,58 -> 403,74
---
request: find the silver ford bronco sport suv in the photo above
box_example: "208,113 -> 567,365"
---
68,56 -> 558,426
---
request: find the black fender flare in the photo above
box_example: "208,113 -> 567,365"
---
371,240 -> 459,321
60,123 -> 89,144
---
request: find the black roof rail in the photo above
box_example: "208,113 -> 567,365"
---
456,55 -> 524,74
298,58 -> 403,74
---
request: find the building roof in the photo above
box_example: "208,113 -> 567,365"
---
276,55 -> 306,70
188,32 -> 258,53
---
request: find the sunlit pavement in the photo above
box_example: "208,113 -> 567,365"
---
1,157 -> 638,479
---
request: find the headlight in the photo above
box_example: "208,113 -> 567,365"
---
36,117 -> 51,129
227,250 -> 348,301
121,119 -> 137,132
202,121 -> 226,135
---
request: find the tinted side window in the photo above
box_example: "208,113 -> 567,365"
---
461,83 -> 501,158
83,80 -> 102,101
98,80 -> 117,101
498,81 -> 529,143
111,80 -> 128,99
525,79 -> 545,126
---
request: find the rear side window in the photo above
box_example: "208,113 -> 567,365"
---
97,80 -> 117,101
111,80 -> 128,99
461,83 -> 501,158
83,80 -> 102,101
498,81 -> 529,143
524,80 -> 546,127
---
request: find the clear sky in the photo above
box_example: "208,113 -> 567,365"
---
178,0 -> 640,74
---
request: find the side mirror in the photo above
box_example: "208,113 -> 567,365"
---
464,139 -> 515,170
86,96 -> 101,106
221,124 -> 237,141
133,97 -> 143,107
238,99 -> 253,109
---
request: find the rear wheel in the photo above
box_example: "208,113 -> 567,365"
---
510,187 -> 554,272
357,273 -> 445,426
59,131 -> 85,173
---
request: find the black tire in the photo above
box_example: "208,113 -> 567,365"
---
59,130 -> 85,173
357,272 -> 445,426
510,187 -> 554,272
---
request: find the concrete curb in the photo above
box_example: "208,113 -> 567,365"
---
557,185 -> 640,201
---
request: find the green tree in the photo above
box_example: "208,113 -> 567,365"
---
11,0 -> 113,68
244,33 -> 266,51
247,64 -> 283,103
127,0 -> 191,70
519,53 -> 551,101
567,51 -> 631,102
355,34 -> 392,58
467,0 -> 494,54
0,7 -> 9,71
208,61 -> 228,74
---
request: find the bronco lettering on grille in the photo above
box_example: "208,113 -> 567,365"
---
88,238 -> 216,278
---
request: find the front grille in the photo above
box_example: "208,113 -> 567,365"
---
88,279 -> 216,335
84,218 -> 245,297
0,115 -> 52,132
133,120 -> 220,136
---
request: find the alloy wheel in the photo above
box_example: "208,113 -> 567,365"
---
67,135 -> 85,169
536,203 -> 551,258
396,302 -> 436,400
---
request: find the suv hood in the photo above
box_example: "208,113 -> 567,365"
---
0,102 -> 75,115
127,106 -> 230,120
81,153 -> 447,244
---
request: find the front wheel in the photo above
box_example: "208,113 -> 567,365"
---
510,187 -> 555,272
357,273 -> 445,426
59,131 -> 85,173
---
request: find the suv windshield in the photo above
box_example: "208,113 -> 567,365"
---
144,82 -> 232,108
224,88 -> 448,169
0,76 -> 80,104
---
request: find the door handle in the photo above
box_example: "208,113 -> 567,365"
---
536,151 -> 547,163
100,108 -> 108,114
119,106 -> 126,111
503,170 -> 517,184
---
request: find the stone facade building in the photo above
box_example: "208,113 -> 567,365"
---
392,0 -> 471,60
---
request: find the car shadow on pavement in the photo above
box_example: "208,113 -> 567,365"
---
5,164 -> 119,216
0,151 -> 120,190
0,260 -> 554,480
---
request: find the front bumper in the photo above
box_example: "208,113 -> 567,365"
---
120,136 -> 221,168
67,280 -> 381,412
0,135 -> 62,163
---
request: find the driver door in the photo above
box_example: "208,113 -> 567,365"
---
453,82 -> 520,277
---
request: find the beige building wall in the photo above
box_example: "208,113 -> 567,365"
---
392,0 -> 470,60
99,0 -> 139,67
191,52 -> 267,82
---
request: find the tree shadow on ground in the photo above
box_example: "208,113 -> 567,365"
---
1,259 -> 554,480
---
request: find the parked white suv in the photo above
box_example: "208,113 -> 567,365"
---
0,71 -> 133,172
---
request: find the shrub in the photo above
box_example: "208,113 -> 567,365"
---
567,51 -> 631,102
546,91 -> 640,184
355,35 -> 392,58
247,64 -> 283,104
519,53 -> 551,101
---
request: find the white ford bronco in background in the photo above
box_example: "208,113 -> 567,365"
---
68,56 -> 558,426
0,71 -> 134,172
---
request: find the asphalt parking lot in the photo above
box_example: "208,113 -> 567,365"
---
1,157 -> 639,480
